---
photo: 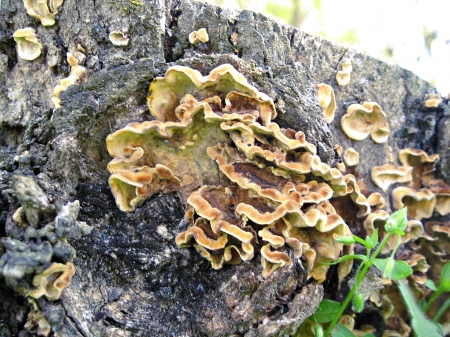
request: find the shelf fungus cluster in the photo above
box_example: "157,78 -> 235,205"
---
105,64 -> 383,282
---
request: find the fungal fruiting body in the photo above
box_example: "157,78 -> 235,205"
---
109,31 -> 129,46
341,102 -> 390,143
336,58 -> 352,86
105,64 -> 386,282
13,28 -> 42,61
23,0 -> 64,26
317,83 -> 336,123
51,53 -> 87,108
189,28 -> 209,44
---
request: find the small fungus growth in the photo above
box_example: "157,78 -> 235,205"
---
28,261 -> 75,301
424,93 -> 442,108
24,299 -> 51,337
341,102 -> 390,143
343,147 -> 359,167
109,30 -> 129,46
188,28 -> 209,44
23,0 -> 64,26
51,52 -> 87,108
106,64 -> 371,281
317,83 -> 336,123
336,58 -> 352,86
13,28 -> 42,61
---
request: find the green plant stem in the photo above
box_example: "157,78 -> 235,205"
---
323,232 -> 394,337
424,290 -> 443,313
432,297 -> 450,321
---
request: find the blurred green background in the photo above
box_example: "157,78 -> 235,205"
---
203,0 -> 450,95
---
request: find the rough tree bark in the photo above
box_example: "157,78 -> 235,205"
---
0,0 -> 449,337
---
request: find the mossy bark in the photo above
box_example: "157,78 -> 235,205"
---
0,1 -> 448,336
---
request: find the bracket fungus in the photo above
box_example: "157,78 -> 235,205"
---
28,261 -> 75,301
13,28 -> 42,61
336,58 -> 352,86
52,52 -> 87,108
341,102 -> 390,143
343,147 -> 359,167
424,93 -> 442,108
392,187 -> 436,220
23,0 -> 64,26
109,31 -> 129,46
421,176 -> 450,216
106,64 -> 369,281
317,83 -> 336,123
188,28 -> 209,44
398,148 -> 439,188
371,164 -> 413,192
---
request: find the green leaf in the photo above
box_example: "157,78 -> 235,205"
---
352,235 -> 370,249
418,299 -> 427,311
369,229 -> 379,248
364,236 -> 373,249
425,279 -> 438,291
310,299 -> 341,323
335,236 -> 356,245
372,259 -> 412,280
437,261 -> 450,292
331,323 -> 356,337
322,254 -> 366,265
385,208 -> 408,232
397,280 -> 443,337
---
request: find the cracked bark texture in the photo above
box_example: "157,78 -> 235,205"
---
0,0 -> 448,336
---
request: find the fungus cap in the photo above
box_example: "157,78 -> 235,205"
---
336,59 -> 352,86
109,31 -> 129,46
23,0 -> 56,26
371,164 -> 413,192
343,147 -> 359,167
28,262 -> 75,301
392,187 -> 436,220
424,93 -> 442,108
13,28 -> 42,61
421,176 -> 450,216
189,28 -> 209,44
51,52 -> 87,108
317,83 -> 336,123
341,102 -> 390,143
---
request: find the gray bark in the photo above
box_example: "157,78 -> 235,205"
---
0,0 -> 448,336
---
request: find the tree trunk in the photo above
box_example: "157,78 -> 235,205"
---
0,1 -> 448,337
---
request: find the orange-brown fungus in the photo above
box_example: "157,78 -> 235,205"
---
398,148 -> 439,189
106,64 -> 367,281
28,262 -> 75,301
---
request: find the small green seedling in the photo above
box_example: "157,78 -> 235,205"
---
423,260 -> 450,322
302,208 -> 414,337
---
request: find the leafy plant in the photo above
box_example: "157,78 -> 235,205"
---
301,208 -> 414,337
423,260 -> 450,321
397,279 -> 442,337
